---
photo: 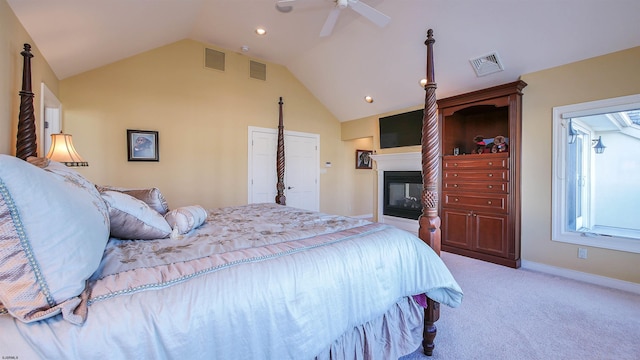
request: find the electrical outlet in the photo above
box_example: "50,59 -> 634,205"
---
578,248 -> 588,259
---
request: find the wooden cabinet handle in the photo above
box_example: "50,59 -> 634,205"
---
453,184 -> 459,188
488,173 -> 493,177
454,198 -> 459,202
487,201 -> 492,205
453,163 -> 458,167
454,173 -> 458,177
488,185 -> 493,189
488,161 -> 493,166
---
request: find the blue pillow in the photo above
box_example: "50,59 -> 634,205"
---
0,155 -> 109,324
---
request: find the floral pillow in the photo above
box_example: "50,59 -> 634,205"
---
100,190 -> 172,240
0,155 -> 110,324
164,205 -> 208,235
97,185 -> 169,215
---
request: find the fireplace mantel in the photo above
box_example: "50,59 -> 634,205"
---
370,152 -> 421,233
370,152 -> 421,171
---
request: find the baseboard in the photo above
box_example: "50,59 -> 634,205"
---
352,213 -> 374,220
521,260 -> 640,295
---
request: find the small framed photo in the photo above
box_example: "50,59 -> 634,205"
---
355,149 -> 373,169
127,130 -> 159,161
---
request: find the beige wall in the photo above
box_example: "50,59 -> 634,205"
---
342,106 -> 423,155
59,39 -> 351,214
341,106 -> 424,222
344,137 -> 374,217
520,46 -> 640,284
0,0 -> 59,156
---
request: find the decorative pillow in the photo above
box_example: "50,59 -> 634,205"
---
164,205 -> 208,235
100,190 -> 172,240
97,185 -> 169,215
0,155 -> 110,324
26,156 -> 50,168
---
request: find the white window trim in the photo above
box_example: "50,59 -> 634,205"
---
552,94 -> 640,254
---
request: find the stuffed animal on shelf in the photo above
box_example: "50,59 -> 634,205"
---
491,135 -> 508,153
473,135 -> 486,154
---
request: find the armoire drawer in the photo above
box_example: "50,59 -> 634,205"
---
443,181 -> 509,193
443,169 -> 509,182
443,154 -> 508,170
443,192 -> 508,213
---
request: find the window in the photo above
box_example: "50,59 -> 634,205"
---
552,94 -> 640,253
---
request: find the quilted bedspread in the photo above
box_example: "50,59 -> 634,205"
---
0,203 -> 463,359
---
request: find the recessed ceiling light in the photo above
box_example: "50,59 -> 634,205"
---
364,96 -> 374,103
255,27 -> 267,36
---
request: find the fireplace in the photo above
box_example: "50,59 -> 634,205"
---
370,152 -> 421,233
383,171 -> 422,220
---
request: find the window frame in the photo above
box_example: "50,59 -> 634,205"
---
552,94 -> 640,254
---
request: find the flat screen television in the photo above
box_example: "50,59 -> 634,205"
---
379,109 -> 423,149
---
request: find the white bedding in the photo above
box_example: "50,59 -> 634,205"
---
0,203 -> 462,359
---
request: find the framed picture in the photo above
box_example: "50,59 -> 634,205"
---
355,149 -> 373,169
127,130 -> 159,161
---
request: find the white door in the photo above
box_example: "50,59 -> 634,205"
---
248,127 -> 319,211
40,82 -> 62,156
249,129 -> 278,204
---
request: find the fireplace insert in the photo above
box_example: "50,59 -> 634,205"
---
383,171 -> 423,220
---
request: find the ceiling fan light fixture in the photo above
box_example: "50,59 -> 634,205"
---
275,3 -> 293,13
318,0 -> 390,37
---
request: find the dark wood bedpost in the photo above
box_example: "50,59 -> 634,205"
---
418,29 -> 441,357
275,97 -> 287,205
16,43 -> 37,160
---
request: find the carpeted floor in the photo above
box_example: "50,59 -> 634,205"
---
400,252 -> 640,360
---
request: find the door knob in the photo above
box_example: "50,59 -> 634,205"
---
287,186 -> 294,190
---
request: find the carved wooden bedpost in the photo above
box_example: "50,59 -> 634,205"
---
418,29 -> 441,356
16,44 -> 37,160
275,97 -> 287,205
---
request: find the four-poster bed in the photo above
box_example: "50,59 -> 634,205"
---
0,31 -> 460,359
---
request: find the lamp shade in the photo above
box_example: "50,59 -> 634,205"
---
46,133 -> 88,167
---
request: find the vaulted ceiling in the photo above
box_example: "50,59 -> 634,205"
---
8,0 -> 640,122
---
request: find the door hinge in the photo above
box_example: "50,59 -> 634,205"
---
44,121 -> 49,129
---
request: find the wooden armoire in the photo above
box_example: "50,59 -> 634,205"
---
438,80 -> 527,268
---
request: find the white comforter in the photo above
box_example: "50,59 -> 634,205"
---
0,204 -> 462,359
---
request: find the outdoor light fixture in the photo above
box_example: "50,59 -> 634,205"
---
592,136 -> 606,154
567,119 -> 577,144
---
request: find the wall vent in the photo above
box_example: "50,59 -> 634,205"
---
205,48 -> 225,71
250,60 -> 267,81
469,52 -> 504,77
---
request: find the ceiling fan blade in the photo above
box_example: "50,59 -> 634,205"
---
320,7 -> 341,37
348,0 -> 390,28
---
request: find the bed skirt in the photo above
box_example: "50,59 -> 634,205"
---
315,296 -> 424,360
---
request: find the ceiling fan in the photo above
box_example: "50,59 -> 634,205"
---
276,0 -> 391,37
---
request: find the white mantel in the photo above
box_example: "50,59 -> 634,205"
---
370,152 -> 422,172
370,152 -> 421,233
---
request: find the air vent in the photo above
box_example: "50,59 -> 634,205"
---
250,60 -> 267,81
469,52 -> 504,77
205,48 -> 225,71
